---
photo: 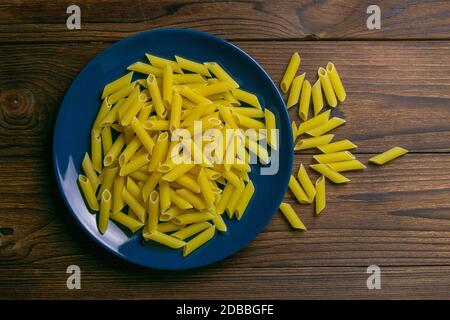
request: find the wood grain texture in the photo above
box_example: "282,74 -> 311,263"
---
0,41 -> 449,156
1,153 -> 450,299
1,0 -> 450,42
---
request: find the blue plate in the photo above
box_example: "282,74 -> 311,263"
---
53,28 -> 293,270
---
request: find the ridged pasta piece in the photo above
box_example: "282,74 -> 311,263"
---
306,117 -> 345,137
310,164 -> 350,184
294,134 -> 334,151
280,52 -> 301,93
317,139 -> 357,153
297,110 -> 331,135
313,151 -> 356,164
318,67 -> 337,107
279,203 -> 306,230
286,73 -> 305,108
298,79 -> 311,121
315,176 -> 326,215
326,62 -> 346,103
297,164 -> 316,202
369,147 -> 408,165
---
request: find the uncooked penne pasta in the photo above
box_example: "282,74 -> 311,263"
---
91,131 -> 102,173
110,211 -> 144,233
318,67 -> 337,107
112,176 -> 125,214
288,175 -> 310,204
313,151 -> 356,164
175,189 -> 206,211
311,79 -> 324,116
98,189 -> 111,234
127,62 -> 163,76
147,74 -> 165,118
297,164 -> 315,202
286,73 -> 305,108
315,176 -> 326,215
216,182 -> 234,214
231,88 -> 261,109
172,212 -> 214,225
98,167 -> 118,200
204,62 -> 239,88
175,56 -> 211,77
143,231 -> 186,249
327,160 -> 366,172
264,108 -> 277,150
280,52 -> 301,93
198,168 -> 215,207
82,153 -> 99,191
131,117 -> 154,154
78,174 -> 99,211
310,164 -> 350,184
317,139 -> 357,153
294,134 -> 334,151
103,134 -> 125,166
298,79 -> 311,121
147,190 -> 159,233
194,82 -> 232,97
212,212 -> 227,232
162,64 -> 173,107
297,110 -> 331,135
235,180 -> 255,220
183,226 -> 216,256
146,53 -> 183,74
226,178 -> 245,218
369,147 -> 408,165
102,72 -> 133,99
172,222 -> 212,240
172,73 -> 206,84
306,117 -> 345,137
101,126 -> 113,154
122,188 -> 146,222
279,203 -> 306,230
292,121 -> 298,141
148,132 -> 169,172
231,107 -> 265,118
326,62 -> 346,103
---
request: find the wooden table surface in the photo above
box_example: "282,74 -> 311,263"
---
1,0 -> 450,299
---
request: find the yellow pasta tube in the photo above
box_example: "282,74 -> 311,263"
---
224,91 -> 240,106
326,62 -> 346,103
264,108 -> 277,150
91,131 -> 102,173
121,93 -> 147,126
118,86 -> 140,120
131,117 -> 155,154
112,175 -> 125,214
143,120 -> 169,131
101,126 -> 113,154
147,190 -> 159,233
98,189 -> 111,234
162,64 -> 173,107
119,136 -> 142,166
127,62 -> 163,76
148,132 -> 169,172
175,56 -> 211,77
82,153 -> 99,191
297,110 -> 331,134
292,121 -> 298,141
226,179 -> 245,218
297,164 -> 315,202
204,62 -> 239,88
219,107 -> 238,129
183,226 -> 215,257
369,147 -> 408,165
216,182 -> 235,214
198,168 -> 215,207
147,74 -> 165,118
234,113 -> 265,130
194,82 -> 232,97
146,53 -> 183,74
158,221 -> 184,233
288,175 -> 310,204
306,117 -> 345,137
175,189 -> 206,211
279,203 -> 306,230
141,171 -> 162,202
172,74 -> 206,84
126,177 -> 141,200
78,174 -> 99,211
318,67 -> 337,107
93,99 -> 112,132
310,164 -> 350,184
122,188 -> 146,222
159,180 -> 172,212
162,164 -> 195,182
129,170 -> 149,182
143,231 -> 186,249
231,88 -> 261,109
102,72 -> 133,99
311,79 -> 324,115
119,153 -> 150,176
294,134 -> 334,151
328,160 -> 366,172
108,82 -> 135,105
169,91 -> 182,132
103,134 -> 125,166
98,99 -> 124,128
318,139 -> 357,153
159,206 -> 184,222
175,175 -> 201,193
231,107 -> 264,118
298,79 -> 311,121
170,189 -> 194,210
286,73 -> 305,108
137,103 -> 153,122
177,86 -> 212,105
315,176 -> 326,215
280,52 -> 300,93
172,212 -> 214,225
172,222 -> 212,240
235,180 -> 255,220
110,211 -> 144,233
212,212 -> 227,232
313,151 -> 356,164
98,167 -> 118,200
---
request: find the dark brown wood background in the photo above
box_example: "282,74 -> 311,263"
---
1,0 -> 450,299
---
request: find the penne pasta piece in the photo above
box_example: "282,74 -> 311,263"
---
82,153 -> 99,191
234,112 -> 265,130
318,67 -> 337,107
286,73 -> 305,108
297,164 -> 316,202
108,83 -> 135,105
127,62 -> 163,76
297,110 -> 331,135
146,53 -> 183,74
170,188 -> 194,210
169,91 -> 182,132
118,86 -> 140,120
112,176 -> 125,214
294,134 -> 334,151
172,212 -> 214,225
177,85 -> 212,105
93,99 -> 112,131
280,52 -> 300,93
110,211 -> 144,233
129,170 -> 149,182
175,56 -> 211,77
204,62 -> 239,88
121,92 -> 147,126
102,72 -> 134,99
137,103 -> 153,122
292,121 -> 298,141
103,134 -> 125,167
264,108 -> 277,150
143,231 -> 186,249
288,175 -> 310,204
98,167 -> 118,200
119,136 -> 142,166
369,147 -> 408,165
313,151 -> 356,164
306,117 -> 345,137
315,176 -> 326,215
317,139 -> 357,153
226,178 -> 245,218
279,203 -> 306,230
194,82 -> 232,97
98,189 -> 111,234
298,79 -> 311,121
327,160 -> 366,172
172,222 -> 212,240
224,91 -> 241,106
235,180 -> 255,220
159,180 -> 171,212
147,190 -> 160,233
326,62 -> 346,103
131,117 -> 155,154
219,107 -> 238,129
157,221 -> 184,233
119,153 -> 150,176
126,177 -> 141,201
311,79 -> 324,116
231,107 -> 265,118
197,168 -> 215,207
310,164 -> 350,184
231,88 -> 261,109
183,226 -> 215,256
175,175 -> 201,194
159,206 -> 184,222
78,174 -> 99,211
172,73 -> 206,84
142,171 -> 162,201
162,64 -> 173,107
162,164 -> 195,182
147,74 -> 165,118
212,212 -> 227,232
148,132 -> 169,171
101,126 -> 113,154
122,188 -> 146,222
175,189 -> 207,211
91,131 -> 102,173
216,182 -> 234,214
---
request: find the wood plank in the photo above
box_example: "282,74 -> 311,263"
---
0,41 -> 449,156
1,0 -> 450,42
1,154 -> 450,273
